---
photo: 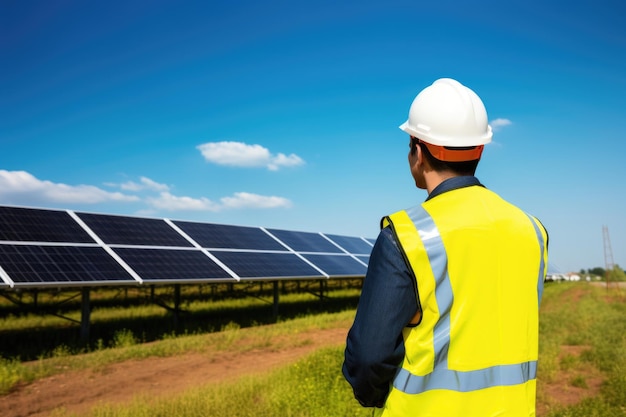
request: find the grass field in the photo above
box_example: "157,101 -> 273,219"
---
537,283 -> 625,416
1,281 -> 624,416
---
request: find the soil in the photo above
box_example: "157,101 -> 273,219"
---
0,325 -> 603,417
1,326 -> 348,417
536,344 -> 605,416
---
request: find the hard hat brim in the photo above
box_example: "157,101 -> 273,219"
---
399,120 -> 492,147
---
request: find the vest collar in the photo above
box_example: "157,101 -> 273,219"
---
426,176 -> 484,202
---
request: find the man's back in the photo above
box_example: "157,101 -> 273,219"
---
380,184 -> 547,416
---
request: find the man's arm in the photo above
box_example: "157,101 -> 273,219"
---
342,227 -> 418,407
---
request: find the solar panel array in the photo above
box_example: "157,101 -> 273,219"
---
0,205 -> 374,289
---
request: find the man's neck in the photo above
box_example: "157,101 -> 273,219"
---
424,170 -> 457,194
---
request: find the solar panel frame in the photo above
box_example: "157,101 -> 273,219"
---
357,255 -> 370,265
0,255 -> 17,288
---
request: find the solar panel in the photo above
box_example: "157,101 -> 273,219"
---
0,206 -> 94,243
323,234 -> 373,254
0,204 -> 373,288
113,248 -> 235,282
0,244 -> 136,285
173,221 -> 286,251
301,254 -> 368,277
212,251 -> 324,280
265,229 -> 342,253
77,213 -> 193,247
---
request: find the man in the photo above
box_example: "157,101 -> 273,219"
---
343,78 -> 548,416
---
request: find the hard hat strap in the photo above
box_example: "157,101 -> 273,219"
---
420,140 -> 484,162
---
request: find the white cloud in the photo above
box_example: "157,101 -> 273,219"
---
490,118 -> 512,131
267,153 -> 305,171
0,170 -> 293,214
147,192 -> 220,211
197,141 -> 305,171
119,176 -> 170,192
147,191 -> 292,211
220,192 -> 293,209
0,170 -> 139,204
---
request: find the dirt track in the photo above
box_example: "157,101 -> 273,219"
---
1,327 -> 348,417
1,320 -> 603,417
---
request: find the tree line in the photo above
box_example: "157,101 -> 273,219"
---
580,265 -> 626,281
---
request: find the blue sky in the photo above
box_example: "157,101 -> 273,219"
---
1,0 -> 625,273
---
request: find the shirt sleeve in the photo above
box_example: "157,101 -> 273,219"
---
342,226 -> 419,407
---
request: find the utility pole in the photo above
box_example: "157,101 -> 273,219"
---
602,225 -> 614,291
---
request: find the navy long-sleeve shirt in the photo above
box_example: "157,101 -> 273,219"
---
342,176 -> 484,407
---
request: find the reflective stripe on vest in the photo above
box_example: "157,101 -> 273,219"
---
392,205 -> 545,395
527,214 -> 547,305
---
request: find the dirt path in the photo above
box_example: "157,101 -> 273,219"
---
1,323 -> 602,417
1,327 -> 348,417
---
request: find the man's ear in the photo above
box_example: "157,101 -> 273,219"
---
416,142 -> 424,167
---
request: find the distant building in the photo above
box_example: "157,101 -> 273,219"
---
565,272 -> 580,281
545,272 -> 581,282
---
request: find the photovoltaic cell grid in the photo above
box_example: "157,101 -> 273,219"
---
323,234 -> 374,254
0,205 -> 373,288
265,228 -> 342,253
112,248 -> 234,282
301,253 -> 368,277
173,221 -> 285,251
212,251 -> 323,280
0,245 -> 136,286
78,213 -> 193,247
0,206 -> 94,243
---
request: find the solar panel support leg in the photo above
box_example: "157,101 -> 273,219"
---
174,284 -> 181,330
272,281 -> 279,319
81,287 -> 91,342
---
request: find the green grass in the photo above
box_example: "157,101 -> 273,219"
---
538,283 -> 626,417
2,282 -> 625,416
54,347 -> 370,417
0,308 -> 356,395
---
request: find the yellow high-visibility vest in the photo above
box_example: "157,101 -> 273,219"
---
378,185 -> 547,417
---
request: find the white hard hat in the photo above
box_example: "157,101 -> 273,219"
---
399,78 -> 493,147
